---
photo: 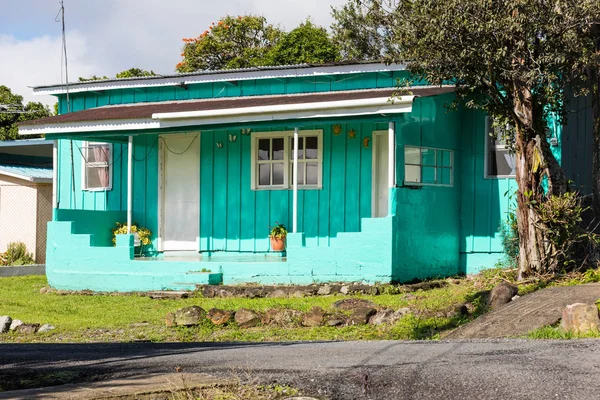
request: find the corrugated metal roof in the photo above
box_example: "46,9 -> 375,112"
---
0,139 -> 53,148
21,86 -> 453,128
0,164 -> 52,183
31,62 -> 407,94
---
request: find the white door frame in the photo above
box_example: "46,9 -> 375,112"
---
157,132 -> 200,252
371,130 -> 389,218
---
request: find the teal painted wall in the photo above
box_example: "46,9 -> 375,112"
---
57,70 -> 412,114
459,109 -> 517,274
391,95 -> 463,281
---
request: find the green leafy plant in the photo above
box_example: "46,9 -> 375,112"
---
111,222 -> 152,246
499,210 -> 519,267
0,242 -> 35,266
269,222 -> 287,239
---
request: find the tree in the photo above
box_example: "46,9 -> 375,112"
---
335,0 -> 600,277
267,19 -> 340,65
79,68 -> 156,82
0,86 -> 51,140
115,68 -> 156,79
176,15 -> 283,72
330,0 -> 391,61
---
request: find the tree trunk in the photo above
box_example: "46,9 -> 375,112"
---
513,85 -> 567,279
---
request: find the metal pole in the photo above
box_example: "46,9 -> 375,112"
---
293,127 -> 299,233
127,136 -> 133,234
388,121 -> 396,188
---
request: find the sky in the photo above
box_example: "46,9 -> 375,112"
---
0,0 -> 348,107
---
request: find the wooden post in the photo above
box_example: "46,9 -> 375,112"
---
293,127 -> 299,233
127,135 -> 133,234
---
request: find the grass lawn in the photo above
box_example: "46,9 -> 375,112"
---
0,275 -> 486,343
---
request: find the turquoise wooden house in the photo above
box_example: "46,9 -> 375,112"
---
19,62 -> 547,292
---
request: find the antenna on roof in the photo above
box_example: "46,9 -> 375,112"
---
55,1 -> 76,208
55,0 -> 70,113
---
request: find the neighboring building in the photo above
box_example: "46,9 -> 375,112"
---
0,140 -> 53,263
18,62 -> 557,291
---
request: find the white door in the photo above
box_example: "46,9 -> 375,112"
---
161,134 -> 200,251
372,131 -> 389,218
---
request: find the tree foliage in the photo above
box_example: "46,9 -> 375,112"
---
115,68 -> 156,79
267,19 -> 340,65
0,86 -> 51,140
330,0 -> 391,61
334,0 -> 600,277
176,15 -> 283,72
79,68 -> 156,82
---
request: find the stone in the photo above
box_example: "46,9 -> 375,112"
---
266,289 -> 288,298
303,306 -> 326,327
235,308 -> 261,328
392,308 -> 411,322
262,309 -> 303,327
38,324 -> 56,333
207,308 -> 233,326
244,288 -> 263,299
317,285 -> 332,296
174,306 -> 206,326
165,312 -> 176,327
291,291 -> 305,298
326,313 -> 347,326
369,309 -> 395,325
488,282 -> 519,310
0,316 -> 12,333
9,319 -> 23,331
217,289 -> 234,298
340,285 -> 350,295
15,324 -> 40,334
333,298 -> 377,311
560,303 -> 600,333
348,307 -> 377,326
512,295 -> 521,301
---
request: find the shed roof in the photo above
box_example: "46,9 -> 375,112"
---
31,62 -> 408,96
0,164 -> 52,183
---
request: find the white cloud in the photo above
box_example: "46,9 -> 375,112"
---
0,0 -> 348,107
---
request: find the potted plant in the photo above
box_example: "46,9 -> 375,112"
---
269,222 -> 287,251
112,222 -> 152,256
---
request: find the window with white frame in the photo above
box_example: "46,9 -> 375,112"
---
485,117 -> 516,178
404,146 -> 453,186
82,141 -> 113,191
251,130 -> 322,190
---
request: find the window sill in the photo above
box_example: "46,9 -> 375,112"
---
82,187 -> 113,192
253,186 -> 322,191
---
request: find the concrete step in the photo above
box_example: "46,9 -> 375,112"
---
146,291 -> 190,299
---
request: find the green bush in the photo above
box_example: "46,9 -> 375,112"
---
0,242 -> 35,266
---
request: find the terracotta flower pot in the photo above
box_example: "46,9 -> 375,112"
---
270,236 -> 286,251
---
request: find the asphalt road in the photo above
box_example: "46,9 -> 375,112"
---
2,339 -> 600,399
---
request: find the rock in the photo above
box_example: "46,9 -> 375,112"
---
174,306 -> 206,326
266,289 -> 288,298
244,288 -> 263,299
326,313 -> 347,326
207,308 -> 233,326
303,306 -> 325,327
340,285 -> 350,295
291,291 -> 305,298
392,308 -> 411,322
0,316 -> 12,333
488,282 -> 519,310
9,319 -> 23,331
369,309 -> 394,325
217,289 -> 234,298
15,324 -> 40,334
165,312 -> 176,327
199,285 -> 218,298
333,298 -> 377,310
235,308 -> 261,328
560,303 -> 600,333
348,307 -> 377,326
317,285 -> 332,296
38,324 -> 56,333
262,309 -> 303,327
512,295 -> 521,301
